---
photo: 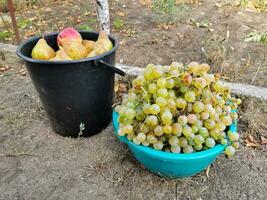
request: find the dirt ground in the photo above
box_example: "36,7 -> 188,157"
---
0,62 -> 267,200
1,0 -> 267,87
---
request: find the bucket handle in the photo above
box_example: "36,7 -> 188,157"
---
95,60 -> 125,76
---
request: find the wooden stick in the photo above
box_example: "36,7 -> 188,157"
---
7,0 -> 20,44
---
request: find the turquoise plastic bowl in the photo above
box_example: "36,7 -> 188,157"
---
112,111 -> 237,178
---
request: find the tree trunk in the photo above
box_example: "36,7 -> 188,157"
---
96,0 -> 110,34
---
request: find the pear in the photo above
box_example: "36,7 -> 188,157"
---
86,32 -> 113,58
82,40 -> 95,54
95,31 -> 113,52
50,49 -> 72,61
31,38 -> 56,60
62,41 -> 87,60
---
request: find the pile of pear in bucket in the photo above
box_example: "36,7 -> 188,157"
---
31,27 -> 113,61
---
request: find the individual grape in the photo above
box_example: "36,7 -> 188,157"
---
215,106 -> 223,115
133,137 -> 141,145
153,141 -> 164,150
171,145 -> 181,153
143,104 -> 151,114
167,99 -> 176,110
218,99 -> 226,107
230,112 -> 238,120
176,98 -> 187,109
183,145 -> 194,153
199,63 -> 210,74
191,125 -> 199,134
182,72 -> 193,85
125,108 -> 136,119
166,79 -> 175,89
228,131 -> 239,142
182,126 -> 193,138
178,115 -> 188,125
202,74 -> 215,84
145,115 -> 158,126
157,78 -> 167,88
184,91 -> 196,102
179,137 -> 188,148
147,134 -> 157,144
163,125 -> 172,134
118,128 -> 126,136
194,120 -> 203,129
232,142 -> 239,149
221,115 -> 233,126
236,99 -> 242,105
215,121 -> 226,131
159,136 -> 167,143
225,146 -> 235,157
144,69 -> 154,80
140,124 -> 149,133
213,81 -> 223,91
157,88 -> 168,98
210,128 -> 220,140
169,136 -> 179,146
194,77 -> 207,89
127,133 -> 135,141
168,90 -> 176,99
180,85 -> 189,93
161,111 -> 173,125
150,104 -> 161,115
142,140 -> 150,146
156,97 -> 167,108
146,63 -> 155,69
200,112 -> 209,120
218,131 -> 226,139
152,67 -> 163,79
137,132 -> 146,142
122,124 -> 133,134
199,127 -> 209,138
202,88 -> 212,98
187,103 -> 193,112
193,101 -> 205,113
194,143 -> 203,151
187,114 -> 198,124
205,137 -> 216,148
136,110 -> 146,121
220,138 -> 228,145
170,69 -> 179,77
128,92 -> 137,101
154,126 -> 164,136
194,134 -> 205,144
204,119 -> 216,130
172,123 -> 182,136
148,83 -> 158,94
205,104 -> 214,113
188,61 -> 200,74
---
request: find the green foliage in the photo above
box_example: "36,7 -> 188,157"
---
17,18 -> 31,29
113,17 -> 124,30
0,30 -> 12,41
151,0 -> 189,24
244,30 -> 267,43
77,24 -> 92,31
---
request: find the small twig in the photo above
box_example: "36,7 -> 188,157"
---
0,153 -> 37,157
250,64 -> 261,84
206,165 -> 210,178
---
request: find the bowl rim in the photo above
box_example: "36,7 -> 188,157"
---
16,31 -> 119,65
112,111 -> 237,161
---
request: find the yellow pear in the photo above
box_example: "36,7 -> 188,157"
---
31,38 -> 56,60
82,40 -> 95,54
93,31 -> 113,56
49,49 -> 72,61
62,41 -> 87,60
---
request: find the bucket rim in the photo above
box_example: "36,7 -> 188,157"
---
16,31 -> 119,65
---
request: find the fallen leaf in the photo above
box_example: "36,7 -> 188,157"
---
244,139 -> 259,147
24,30 -> 36,37
116,11 -> 126,17
247,134 -> 254,142
261,136 -> 267,144
139,0 -> 152,8
0,65 -> 11,72
18,69 -> 27,76
156,23 -> 176,30
118,83 -> 128,93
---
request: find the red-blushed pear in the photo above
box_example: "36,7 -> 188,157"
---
57,27 -> 82,48
87,31 -> 113,58
31,38 -> 56,60
49,49 -> 72,61
82,40 -> 95,54
62,41 -> 87,60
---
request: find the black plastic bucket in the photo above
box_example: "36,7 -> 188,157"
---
17,31 -> 125,137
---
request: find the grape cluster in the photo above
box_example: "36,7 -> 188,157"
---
115,62 -> 241,157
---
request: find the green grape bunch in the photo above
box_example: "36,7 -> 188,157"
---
115,62 -> 242,157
